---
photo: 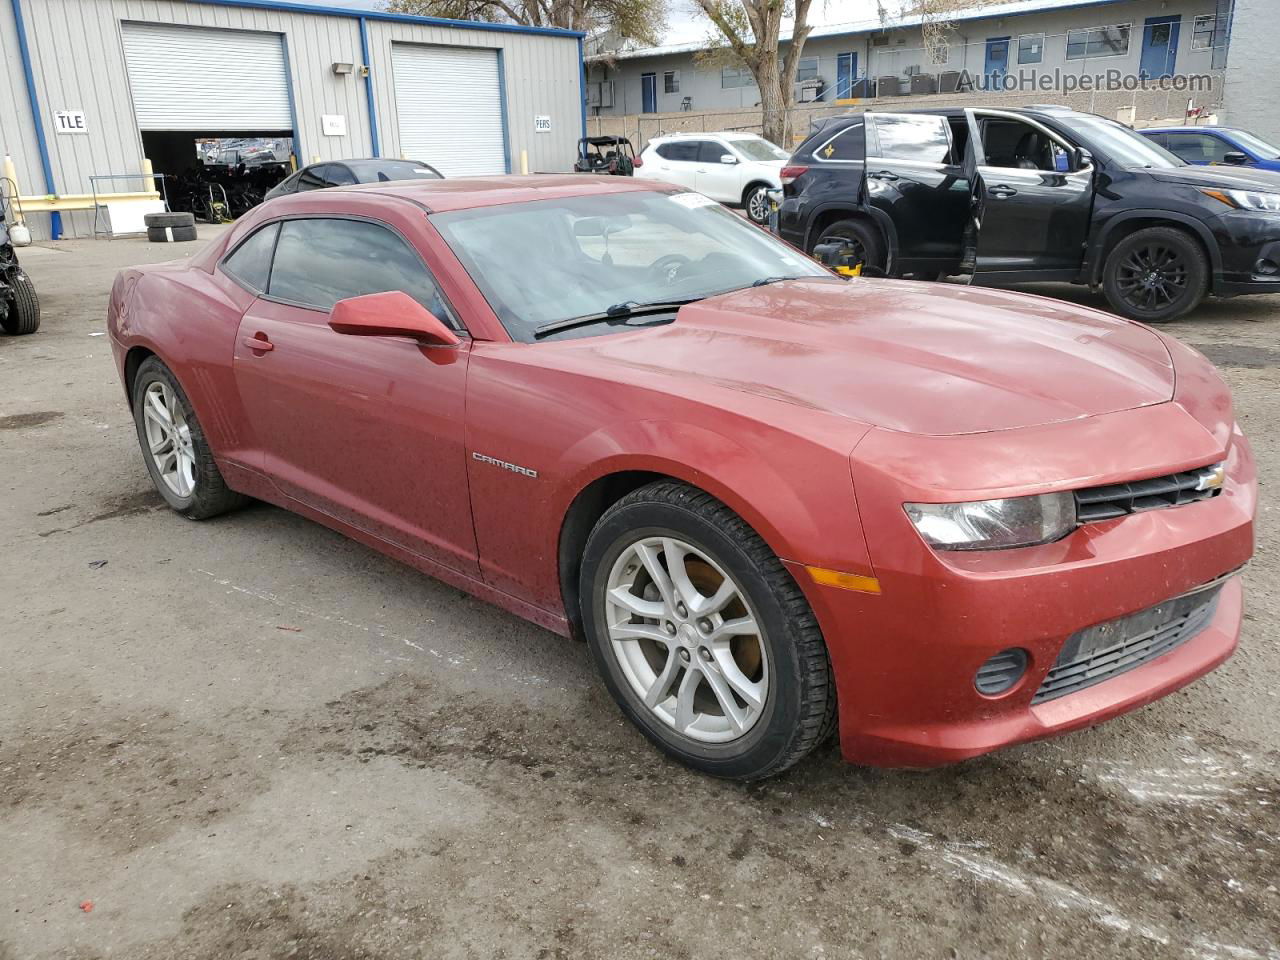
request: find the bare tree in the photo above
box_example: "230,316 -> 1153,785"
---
386,0 -> 667,47
694,0 -> 816,148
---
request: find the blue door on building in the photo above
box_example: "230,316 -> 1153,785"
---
836,51 -> 858,99
641,73 -> 657,113
1141,16 -> 1181,78
984,37 -> 1010,89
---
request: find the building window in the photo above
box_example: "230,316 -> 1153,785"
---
1192,15 -> 1217,50
930,44 -> 949,65
664,70 -> 679,93
721,65 -> 754,88
796,56 -> 819,82
1018,34 -> 1044,64
1066,24 -> 1131,59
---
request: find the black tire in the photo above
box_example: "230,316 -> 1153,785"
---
812,217 -> 886,274
1,269 -> 40,335
131,356 -> 247,520
143,211 -> 196,229
743,183 -> 772,225
580,481 -> 836,780
1102,226 -> 1209,323
147,224 -> 198,243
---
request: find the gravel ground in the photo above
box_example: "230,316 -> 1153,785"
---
1,230 -> 1278,960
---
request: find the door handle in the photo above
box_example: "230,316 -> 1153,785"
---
243,334 -> 273,352
988,185 -> 1018,198
868,170 -> 900,181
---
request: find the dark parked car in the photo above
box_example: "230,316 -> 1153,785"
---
264,158 -> 442,201
1140,126 -> 1280,173
0,219 -> 39,335
777,105 -> 1280,322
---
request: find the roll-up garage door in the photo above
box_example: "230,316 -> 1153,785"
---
392,44 -> 506,177
121,22 -> 292,130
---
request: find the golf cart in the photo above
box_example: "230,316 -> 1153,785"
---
0,190 -> 39,336
573,136 -> 639,176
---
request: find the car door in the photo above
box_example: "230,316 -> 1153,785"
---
961,108 -> 1094,280
649,140 -> 701,189
229,214 -> 479,575
861,112 -> 970,271
693,139 -> 742,202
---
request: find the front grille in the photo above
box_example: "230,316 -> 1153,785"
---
1074,463 -> 1224,523
1031,581 -> 1225,705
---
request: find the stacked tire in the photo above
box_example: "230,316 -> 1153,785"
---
144,211 -> 198,244
0,269 -> 39,335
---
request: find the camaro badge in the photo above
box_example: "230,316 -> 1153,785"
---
472,451 -> 538,478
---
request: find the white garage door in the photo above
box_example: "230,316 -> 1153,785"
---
392,44 -> 506,177
121,22 -> 292,130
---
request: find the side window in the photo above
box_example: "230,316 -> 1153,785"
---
815,123 -> 864,161
296,165 -> 327,191
267,218 -> 457,325
324,164 -> 358,186
871,115 -> 951,164
656,141 -> 700,162
698,141 -> 733,163
979,118 -> 1060,171
273,171 -> 302,195
221,222 -> 280,293
1165,133 -> 1233,163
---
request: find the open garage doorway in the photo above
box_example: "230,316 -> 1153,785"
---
122,22 -> 298,221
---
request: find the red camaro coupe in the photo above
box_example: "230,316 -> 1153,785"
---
108,175 -> 1256,780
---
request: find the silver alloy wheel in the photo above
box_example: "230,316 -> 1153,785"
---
747,188 -> 770,223
141,381 -> 197,498
605,536 -> 769,743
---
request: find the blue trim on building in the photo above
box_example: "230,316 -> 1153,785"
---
496,49 -> 511,173
279,34 -> 303,162
358,16 -> 380,157
192,0 -> 583,38
9,0 -> 60,238
577,35 -> 587,141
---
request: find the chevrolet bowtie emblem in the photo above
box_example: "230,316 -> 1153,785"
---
1195,463 -> 1226,492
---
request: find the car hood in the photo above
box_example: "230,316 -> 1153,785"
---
563,278 -> 1175,436
1146,163 -> 1280,190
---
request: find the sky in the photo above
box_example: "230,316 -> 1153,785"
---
287,0 -> 891,45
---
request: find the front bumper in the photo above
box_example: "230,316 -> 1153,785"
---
789,409 -> 1256,769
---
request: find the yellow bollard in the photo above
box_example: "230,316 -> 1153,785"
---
520,150 -> 528,175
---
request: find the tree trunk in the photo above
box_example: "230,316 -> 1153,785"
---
757,55 -> 790,147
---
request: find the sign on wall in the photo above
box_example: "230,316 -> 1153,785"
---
534,115 -> 552,133
321,114 -> 347,137
53,110 -> 87,134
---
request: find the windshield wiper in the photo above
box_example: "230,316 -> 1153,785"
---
751,275 -> 806,287
532,298 -> 702,339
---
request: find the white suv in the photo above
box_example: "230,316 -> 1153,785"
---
638,133 -> 790,224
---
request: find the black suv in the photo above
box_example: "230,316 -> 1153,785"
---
777,105 -> 1280,322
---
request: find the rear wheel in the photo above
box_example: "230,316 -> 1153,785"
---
812,218 -> 886,275
0,269 -> 40,335
580,481 -> 836,780
131,357 -> 247,519
744,184 -> 772,225
1102,226 -> 1208,323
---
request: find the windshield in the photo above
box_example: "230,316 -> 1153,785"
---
1225,129 -> 1280,160
1058,116 -> 1185,168
732,137 -> 790,162
432,190 -> 828,342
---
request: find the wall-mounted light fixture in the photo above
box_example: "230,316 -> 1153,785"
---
332,62 -> 354,76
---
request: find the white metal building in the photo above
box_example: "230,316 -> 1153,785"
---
0,0 -> 586,239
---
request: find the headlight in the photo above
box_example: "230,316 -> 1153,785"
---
1202,188 -> 1280,212
904,492 -> 1076,551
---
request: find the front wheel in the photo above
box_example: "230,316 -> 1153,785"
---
1102,226 -> 1208,323
580,481 -> 836,780
0,269 -> 40,335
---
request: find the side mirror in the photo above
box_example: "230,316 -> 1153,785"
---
719,154 -> 738,165
1223,151 -> 1250,166
328,290 -> 461,346
1076,148 -> 1094,171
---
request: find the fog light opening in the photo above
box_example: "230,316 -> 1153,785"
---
975,648 -> 1029,696
1255,258 -> 1279,276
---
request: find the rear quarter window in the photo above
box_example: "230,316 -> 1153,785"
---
220,222 -> 280,293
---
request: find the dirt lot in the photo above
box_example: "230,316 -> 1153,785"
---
1,229 -> 1278,960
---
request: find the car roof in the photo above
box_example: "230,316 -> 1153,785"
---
333,174 -> 675,213
650,131 -> 751,141
1140,126 -> 1237,134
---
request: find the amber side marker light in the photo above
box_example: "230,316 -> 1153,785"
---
1201,188 -> 1239,209
806,566 -> 881,594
